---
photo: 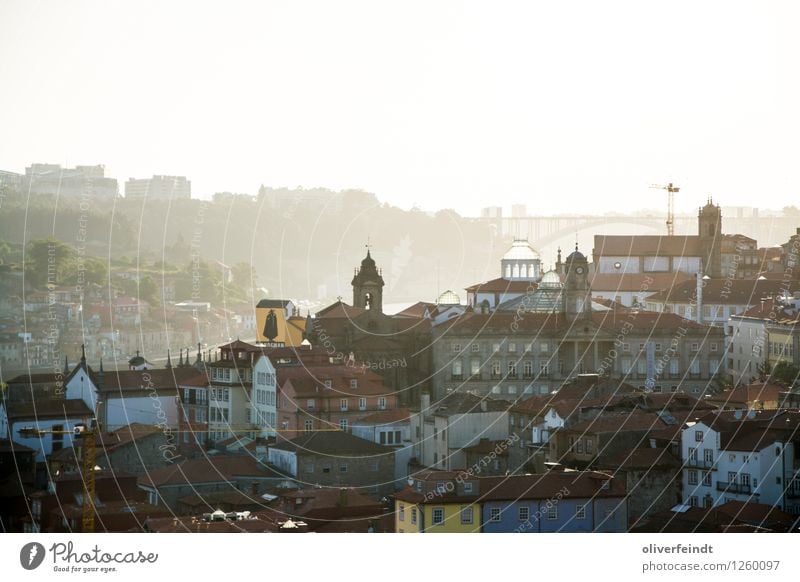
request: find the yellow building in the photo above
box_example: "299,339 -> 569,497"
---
394,470 -> 481,533
255,299 -> 308,346
766,320 -> 798,369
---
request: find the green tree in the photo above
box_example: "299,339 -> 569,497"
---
25,238 -> 75,288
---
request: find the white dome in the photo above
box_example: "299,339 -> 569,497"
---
540,270 -> 563,288
437,290 -> 461,305
502,239 -> 540,261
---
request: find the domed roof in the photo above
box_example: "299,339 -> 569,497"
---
502,239 -> 540,261
361,250 -> 376,268
565,244 -> 586,263
539,270 -> 563,288
437,290 -> 461,305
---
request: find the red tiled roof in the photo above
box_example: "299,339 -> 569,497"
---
594,235 -> 703,257
315,301 -> 366,319
465,277 -> 536,294
590,271 -> 694,292
4,399 -> 93,421
566,411 -> 668,434
137,455 -> 284,488
646,278 -> 800,305
354,408 -> 410,425
706,382 -> 783,406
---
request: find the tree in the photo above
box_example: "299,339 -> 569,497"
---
772,361 -> 800,386
25,238 -> 75,288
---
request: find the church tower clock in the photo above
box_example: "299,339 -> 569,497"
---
563,244 -> 592,322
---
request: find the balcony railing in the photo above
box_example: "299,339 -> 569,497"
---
716,481 -> 751,494
686,458 -> 716,470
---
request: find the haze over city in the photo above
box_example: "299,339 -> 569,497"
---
1,0 -> 799,215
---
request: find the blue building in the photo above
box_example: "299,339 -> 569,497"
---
480,472 -> 627,533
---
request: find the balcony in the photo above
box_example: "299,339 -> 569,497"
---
786,488 -> 800,499
686,458 -> 716,470
716,481 -> 751,494
450,374 -> 463,381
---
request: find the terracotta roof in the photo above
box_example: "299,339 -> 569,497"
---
314,301 -> 366,319
353,408 -> 410,425
566,411 -> 668,434
646,278 -> 800,305
395,301 -> 435,318
715,501 -> 795,530
706,383 -> 783,406
396,471 -> 625,504
138,455 -> 287,488
271,431 -> 391,456
464,277 -> 536,293
429,392 -> 509,416
4,399 -> 93,421
590,271 -> 694,292
438,309 -> 705,334
594,235 -> 703,257
94,368 -> 208,392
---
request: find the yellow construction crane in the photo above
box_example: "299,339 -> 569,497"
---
650,182 -> 680,236
19,423 -> 97,532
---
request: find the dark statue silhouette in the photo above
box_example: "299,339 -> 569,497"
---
264,309 -> 278,341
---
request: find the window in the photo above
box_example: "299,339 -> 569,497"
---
518,506 -> 530,521
306,399 -> 315,410
411,507 -> 417,524
492,360 -> 501,376
339,419 -> 348,431
452,360 -> 463,378
452,343 -> 462,353
523,361 -> 533,377
507,361 -> 517,377
540,342 -> 549,353
324,380 -> 332,389
688,470 -> 698,485
340,398 -> 348,411
585,439 -> 593,454
728,453 -> 736,463
710,342 -> 718,352
306,462 -> 314,474
576,505 -> 586,519
546,505 -> 558,520
508,342 -> 517,353
470,359 -> 480,376
358,397 -> 367,411
691,342 -> 699,352
432,508 -> 445,525
463,482 -> 473,494
304,420 -> 313,432
471,343 -> 480,352
461,506 -> 473,524
688,496 -> 699,507
399,505 -> 405,521
350,379 -> 358,389
378,397 -> 387,410
490,508 -> 501,522
339,463 -> 348,473
703,472 -> 712,487
704,449 -> 713,464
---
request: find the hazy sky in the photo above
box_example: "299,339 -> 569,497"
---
1,1 -> 798,216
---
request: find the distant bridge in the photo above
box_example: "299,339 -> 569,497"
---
473,214 -> 799,250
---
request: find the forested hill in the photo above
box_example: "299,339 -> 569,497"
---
0,187 -> 504,303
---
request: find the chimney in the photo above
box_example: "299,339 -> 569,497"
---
695,272 -> 703,324
421,392 -> 431,415
339,487 -> 348,507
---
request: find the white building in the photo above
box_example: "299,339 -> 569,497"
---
410,393 -> 510,470
251,354 -> 278,438
125,175 -> 191,200
681,412 -> 800,513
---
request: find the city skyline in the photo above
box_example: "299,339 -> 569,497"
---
1,1 -> 799,216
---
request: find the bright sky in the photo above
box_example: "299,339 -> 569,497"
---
1,1 -> 798,216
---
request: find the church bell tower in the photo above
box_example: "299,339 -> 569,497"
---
352,249 -> 384,313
